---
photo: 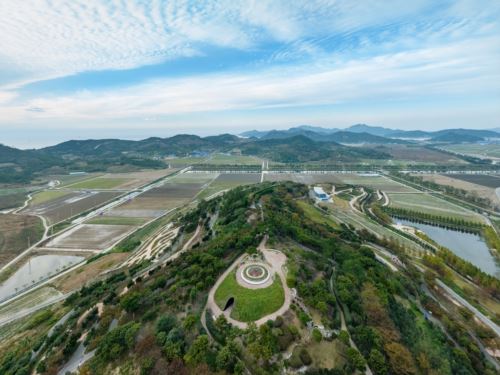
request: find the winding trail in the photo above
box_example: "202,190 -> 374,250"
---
204,236 -> 292,330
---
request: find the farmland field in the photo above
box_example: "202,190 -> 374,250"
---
65,177 -> 131,189
447,174 -> 500,189
0,214 -> 43,267
196,173 -> 260,200
264,173 -> 416,192
114,174 -> 214,212
0,187 -> 36,210
442,144 -> 500,158
86,216 -> 146,225
23,191 -> 121,224
379,145 -> 467,164
387,192 -> 484,222
44,224 -> 136,250
205,154 -> 262,165
30,190 -> 71,205
416,174 -> 500,206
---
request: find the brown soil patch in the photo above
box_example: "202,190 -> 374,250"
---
54,252 -> 128,292
0,214 -> 43,267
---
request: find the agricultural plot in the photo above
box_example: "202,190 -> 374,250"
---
196,173 -> 260,200
0,214 -> 43,267
85,216 -> 146,225
0,187 -> 35,210
447,174 -> 500,189
23,191 -> 121,224
30,190 -> 71,205
64,177 -> 132,189
417,174 -> 500,206
114,173 -> 214,213
52,173 -> 102,187
63,169 -> 176,190
264,173 -> 415,192
205,154 -> 262,165
43,224 -> 136,251
380,145 -> 466,164
443,144 -> 500,159
387,193 -> 483,222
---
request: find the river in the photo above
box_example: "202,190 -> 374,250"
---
0,254 -> 84,300
396,218 -> 500,278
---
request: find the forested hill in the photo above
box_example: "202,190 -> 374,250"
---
1,182 -> 495,374
0,134 -> 391,183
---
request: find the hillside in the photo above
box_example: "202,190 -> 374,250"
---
239,135 -> 390,162
1,182 -> 496,374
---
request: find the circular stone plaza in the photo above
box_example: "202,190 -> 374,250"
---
206,244 -> 292,328
238,262 -> 272,287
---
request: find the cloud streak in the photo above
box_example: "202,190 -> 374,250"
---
0,0 -> 499,134
2,35 -> 498,124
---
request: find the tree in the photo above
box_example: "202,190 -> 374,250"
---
184,335 -> 210,366
384,342 -> 417,375
120,291 -> 142,313
368,349 -> 388,375
216,344 -> 237,372
346,348 -> 366,372
338,330 -> 350,346
312,328 -> 322,342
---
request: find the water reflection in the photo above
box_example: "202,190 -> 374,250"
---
397,218 -> 500,278
0,255 -> 84,299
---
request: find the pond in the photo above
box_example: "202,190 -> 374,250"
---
0,254 -> 84,300
396,218 -> 500,278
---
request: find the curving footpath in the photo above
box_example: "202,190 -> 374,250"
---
205,236 -> 292,329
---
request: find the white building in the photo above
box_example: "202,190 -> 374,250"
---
313,187 -> 329,201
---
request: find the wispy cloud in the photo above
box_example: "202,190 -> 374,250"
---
0,0 -> 499,134
2,35 -> 498,124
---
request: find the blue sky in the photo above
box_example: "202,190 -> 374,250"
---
0,0 -> 499,148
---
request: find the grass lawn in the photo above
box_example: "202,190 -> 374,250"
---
86,216 -> 146,225
214,271 -> 284,322
443,144 -> 500,158
388,192 -> 482,222
205,154 -> 262,165
30,190 -> 70,205
297,200 -> 339,228
66,177 -> 130,189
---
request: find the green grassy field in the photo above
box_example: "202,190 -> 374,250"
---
205,154 -> 262,165
337,175 -> 417,193
65,177 -> 130,189
387,193 -> 482,222
297,201 -> 340,228
443,144 -> 500,158
167,172 -> 218,184
195,174 -> 260,200
214,271 -> 284,322
30,190 -> 70,205
86,216 -> 146,225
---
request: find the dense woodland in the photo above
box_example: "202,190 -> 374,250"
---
0,182 -> 497,374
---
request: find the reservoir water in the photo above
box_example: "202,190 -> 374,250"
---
0,254 -> 84,300
396,219 -> 500,278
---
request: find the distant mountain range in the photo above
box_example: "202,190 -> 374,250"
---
1,124 -> 499,183
241,124 -> 500,142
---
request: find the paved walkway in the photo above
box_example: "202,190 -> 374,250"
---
205,236 -> 292,329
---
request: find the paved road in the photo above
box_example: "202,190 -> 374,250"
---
0,292 -> 69,327
436,279 -> 500,337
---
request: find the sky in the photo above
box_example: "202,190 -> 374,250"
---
0,0 -> 499,148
